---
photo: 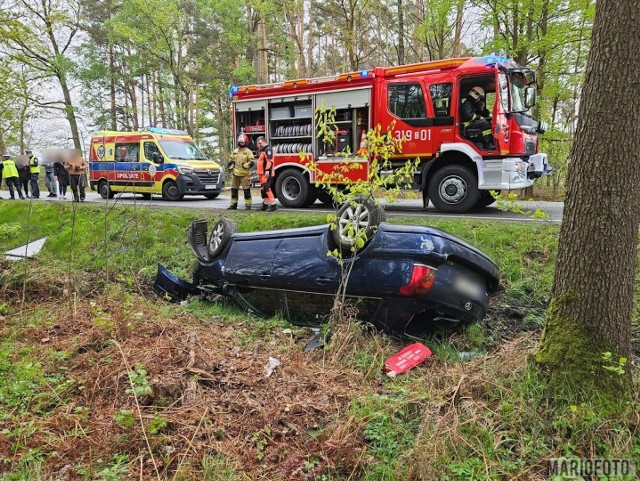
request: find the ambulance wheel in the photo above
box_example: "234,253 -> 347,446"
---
141,193 -> 152,200
162,180 -> 184,201
208,218 -> 236,259
332,197 -> 385,252
204,193 -> 220,200
98,180 -> 114,199
275,168 -> 309,208
428,165 -> 480,213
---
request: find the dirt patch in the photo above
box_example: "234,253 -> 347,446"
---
0,286 -> 374,480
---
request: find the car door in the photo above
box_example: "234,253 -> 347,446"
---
114,142 -> 141,192
382,81 -> 435,158
270,229 -> 339,292
140,141 -> 161,192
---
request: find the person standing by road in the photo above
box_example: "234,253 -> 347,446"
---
26,149 -> 40,198
256,136 -> 277,212
54,159 -> 70,199
226,133 -> 254,210
64,154 -> 88,202
2,154 -> 25,199
44,159 -> 57,197
18,159 -> 30,198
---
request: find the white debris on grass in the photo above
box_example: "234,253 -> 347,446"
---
5,237 -> 47,261
264,356 -> 280,377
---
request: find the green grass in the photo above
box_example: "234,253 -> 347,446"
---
3,201 -> 636,480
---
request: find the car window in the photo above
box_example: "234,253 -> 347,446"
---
428,83 -> 453,117
234,288 -> 283,317
144,142 -> 160,161
284,292 -> 333,325
115,143 -> 140,162
388,83 -> 427,119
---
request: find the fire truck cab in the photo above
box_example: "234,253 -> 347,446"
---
89,128 -> 223,201
230,56 -> 551,213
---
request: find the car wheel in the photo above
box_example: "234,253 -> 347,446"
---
275,168 -> 309,208
428,165 -> 480,213
162,180 -> 184,201
204,193 -> 220,200
208,218 -> 236,258
98,179 -> 114,199
475,190 -> 498,208
141,193 -> 152,200
332,197 -> 385,252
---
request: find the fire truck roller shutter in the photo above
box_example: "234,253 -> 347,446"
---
315,88 -> 371,110
235,100 -> 266,112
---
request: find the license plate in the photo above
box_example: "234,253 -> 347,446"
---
454,277 -> 483,298
205,185 -> 216,190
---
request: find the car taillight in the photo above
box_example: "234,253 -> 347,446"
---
399,264 -> 437,296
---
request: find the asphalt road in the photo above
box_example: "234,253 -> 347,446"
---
24,189 -> 564,223
4,189 -> 564,223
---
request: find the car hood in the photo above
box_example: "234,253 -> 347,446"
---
173,160 -> 220,170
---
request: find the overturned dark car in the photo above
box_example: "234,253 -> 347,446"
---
155,198 -> 500,334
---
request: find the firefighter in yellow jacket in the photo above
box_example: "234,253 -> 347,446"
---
2,154 -> 25,199
227,133 -> 254,210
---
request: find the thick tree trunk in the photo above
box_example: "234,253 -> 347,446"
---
452,0 -> 464,57
256,15 -> 269,83
535,0 -> 640,402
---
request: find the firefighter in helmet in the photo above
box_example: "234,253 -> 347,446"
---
461,86 -> 495,150
227,133 -> 255,210
256,136 -> 277,211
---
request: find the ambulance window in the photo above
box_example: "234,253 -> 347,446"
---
388,83 -> 426,119
429,83 -> 453,117
144,142 -> 159,161
115,143 -> 140,162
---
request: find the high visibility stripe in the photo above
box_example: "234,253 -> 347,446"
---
482,129 -> 492,136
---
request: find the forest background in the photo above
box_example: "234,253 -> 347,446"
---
0,0 -> 595,199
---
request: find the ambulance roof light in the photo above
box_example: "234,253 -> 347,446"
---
145,127 -> 188,135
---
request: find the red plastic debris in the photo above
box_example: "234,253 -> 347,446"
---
384,342 -> 432,377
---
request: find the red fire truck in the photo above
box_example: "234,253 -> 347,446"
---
230,56 -> 551,213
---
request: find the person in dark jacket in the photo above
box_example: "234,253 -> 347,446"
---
54,160 -> 70,199
18,160 -> 30,198
44,160 -> 57,197
461,86 -> 495,150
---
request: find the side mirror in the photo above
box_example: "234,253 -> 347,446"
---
152,152 -> 164,164
525,86 -> 537,109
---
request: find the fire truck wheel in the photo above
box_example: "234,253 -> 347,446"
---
275,168 -> 310,208
208,218 -> 236,258
316,187 -> 338,207
475,190 -> 498,209
302,185 -> 318,207
428,165 -> 480,213
98,180 -> 114,199
332,197 -> 385,252
204,193 -> 220,200
162,180 -> 184,201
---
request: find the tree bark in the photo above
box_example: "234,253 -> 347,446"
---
535,0 -> 640,402
397,0 -> 405,64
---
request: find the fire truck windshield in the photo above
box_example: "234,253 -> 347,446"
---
159,140 -> 208,160
509,72 -> 531,113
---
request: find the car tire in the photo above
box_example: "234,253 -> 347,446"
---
141,193 -> 152,200
475,190 -> 498,208
332,196 -> 385,252
98,179 -> 114,199
204,193 -> 220,200
208,218 -> 236,258
275,168 -> 309,208
428,165 -> 480,213
162,180 -> 184,201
